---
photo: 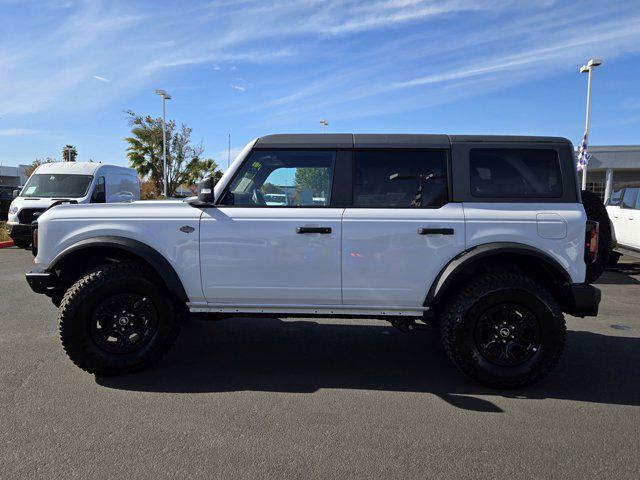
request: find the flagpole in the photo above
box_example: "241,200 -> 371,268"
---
581,67 -> 593,190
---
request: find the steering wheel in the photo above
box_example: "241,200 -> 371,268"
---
252,188 -> 267,206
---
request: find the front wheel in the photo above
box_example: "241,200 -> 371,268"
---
59,262 -> 181,375
440,274 -> 565,389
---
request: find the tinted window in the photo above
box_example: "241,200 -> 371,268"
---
353,150 -> 448,208
470,149 -> 562,198
621,187 -> 638,209
223,150 -> 335,207
607,187 -> 623,206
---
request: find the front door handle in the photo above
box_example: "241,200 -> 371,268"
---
418,227 -> 454,235
296,226 -> 332,234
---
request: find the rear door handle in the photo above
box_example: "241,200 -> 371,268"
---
296,226 -> 332,234
418,227 -> 454,235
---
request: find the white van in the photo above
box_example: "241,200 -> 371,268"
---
7,162 -> 139,248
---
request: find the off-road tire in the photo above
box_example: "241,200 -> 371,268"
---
13,238 -> 31,249
440,273 -> 566,389
581,190 -> 611,283
59,262 -> 181,375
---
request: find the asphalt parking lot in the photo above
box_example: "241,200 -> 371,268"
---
1,248 -> 639,479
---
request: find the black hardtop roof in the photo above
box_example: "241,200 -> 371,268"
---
255,134 -> 571,149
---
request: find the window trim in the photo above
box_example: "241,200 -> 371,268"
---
216,148 -> 342,208
349,147 -> 452,209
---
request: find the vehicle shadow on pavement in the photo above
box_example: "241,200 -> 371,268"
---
599,263 -> 640,285
97,317 -> 640,412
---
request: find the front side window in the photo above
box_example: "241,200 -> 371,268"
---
353,150 -> 448,208
470,149 -> 562,198
621,187 -> 638,209
222,150 -> 335,207
21,174 -> 93,198
607,187 -> 624,206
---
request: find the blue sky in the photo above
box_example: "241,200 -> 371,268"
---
1,0 -> 640,170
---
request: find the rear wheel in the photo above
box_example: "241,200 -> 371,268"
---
581,190 -> 611,283
440,274 -> 565,389
59,262 -> 181,375
13,238 -> 31,249
607,251 -> 621,267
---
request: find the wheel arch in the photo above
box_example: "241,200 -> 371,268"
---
48,236 -> 188,303
425,242 -> 573,311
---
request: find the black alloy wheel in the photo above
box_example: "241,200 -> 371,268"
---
474,303 -> 541,367
90,293 -> 159,354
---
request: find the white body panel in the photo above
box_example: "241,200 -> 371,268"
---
34,201 -> 204,302
200,208 -> 343,305
463,203 -> 586,284
608,204 -> 640,251
7,162 -> 139,227
341,204 -> 465,306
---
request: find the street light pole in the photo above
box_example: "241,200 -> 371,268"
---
155,89 -> 172,197
579,58 -> 602,190
320,119 -> 328,133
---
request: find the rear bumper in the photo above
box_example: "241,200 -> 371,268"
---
8,223 -> 31,241
25,268 -> 58,295
565,284 -> 601,317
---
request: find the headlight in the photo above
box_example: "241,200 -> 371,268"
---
8,204 -> 18,215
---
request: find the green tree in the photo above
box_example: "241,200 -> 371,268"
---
262,182 -> 283,194
25,157 -> 55,177
294,168 -> 329,195
62,145 -> 77,162
125,111 -> 221,197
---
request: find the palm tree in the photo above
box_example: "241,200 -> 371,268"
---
125,111 -> 170,195
125,111 -> 221,197
62,145 -> 78,162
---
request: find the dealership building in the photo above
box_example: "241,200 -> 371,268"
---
0,164 -> 29,188
583,145 -> 640,201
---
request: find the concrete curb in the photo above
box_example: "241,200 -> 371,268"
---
0,240 -> 15,248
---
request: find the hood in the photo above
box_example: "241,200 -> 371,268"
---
12,196 -> 77,210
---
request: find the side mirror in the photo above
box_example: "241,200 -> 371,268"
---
197,176 -> 215,204
12,189 -> 19,199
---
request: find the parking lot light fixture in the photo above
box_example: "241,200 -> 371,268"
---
579,58 -> 603,190
155,89 -> 172,197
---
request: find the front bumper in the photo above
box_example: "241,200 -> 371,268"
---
8,223 -> 31,241
25,268 -> 58,296
564,284 -> 601,317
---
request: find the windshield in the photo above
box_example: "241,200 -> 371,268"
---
21,174 -> 93,198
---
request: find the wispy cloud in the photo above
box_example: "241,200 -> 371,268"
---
1,0 -> 640,128
0,128 -> 38,137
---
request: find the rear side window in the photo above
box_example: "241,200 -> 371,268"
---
470,149 -> 562,198
354,150 -> 448,208
621,188 -> 638,209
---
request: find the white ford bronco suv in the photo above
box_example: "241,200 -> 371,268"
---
25,134 -> 601,388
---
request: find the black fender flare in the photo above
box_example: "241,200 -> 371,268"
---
425,242 -> 573,307
48,236 -> 189,303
